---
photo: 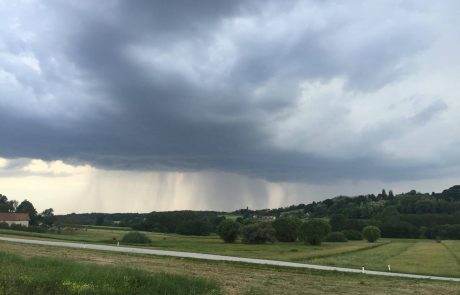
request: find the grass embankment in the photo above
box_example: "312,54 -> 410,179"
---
0,251 -> 220,295
0,241 -> 459,295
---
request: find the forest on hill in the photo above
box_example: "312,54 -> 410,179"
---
51,185 -> 460,240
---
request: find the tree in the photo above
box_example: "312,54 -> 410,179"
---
16,199 -> 38,225
40,208 -> 55,227
329,214 -> 347,232
388,190 -> 395,198
121,232 -> 152,244
0,195 -> 16,213
217,219 -> 240,243
381,189 -> 388,199
96,216 -> 105,226
362,226 -> 381,242
241,222 -> 276,244
272,216 -> 301,242
299,219 -> 331,245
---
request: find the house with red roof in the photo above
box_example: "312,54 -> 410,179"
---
0,213 -> 30,227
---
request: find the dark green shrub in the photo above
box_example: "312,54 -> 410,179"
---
430,224 -> 460,240
326,231 -> 348,242
10,224 -> 26,231
329,214 -> 347,231
272,216 -> 301,242
217,219 -> 240,243
121,231 -> 152,244
299,219 -> 331,245
342,229 -> 363,240
380,221 -> 419,238
176,218 -> 213,236
0,222 -> 9,229
241,222 -> 276,244
362,226 -> 381,242
26,225 -> 46,233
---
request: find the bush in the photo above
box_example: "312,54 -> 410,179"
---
217,219 -> 240,243
299,219 -> 331,245
121,232 -> 152,244
342,229 -> 363,241
430,224 -> 460,240
176,218 -> 213,236
326,231 -> 348,242
329,214 -> 347,231
379,221 -> 419,238
10,224 -> 27,231
272,216 -> 301,242
26,225 -> 47,233
362,226 -> 381,242
241,222 -> 276,244
0,222 -> 9,229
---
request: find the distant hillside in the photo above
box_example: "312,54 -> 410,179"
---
56,185 -> 460,239
234,185 -> 460,239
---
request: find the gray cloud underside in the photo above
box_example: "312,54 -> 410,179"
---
1,0 -> 459,183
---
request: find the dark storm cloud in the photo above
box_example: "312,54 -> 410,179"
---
0,0 -> 456,183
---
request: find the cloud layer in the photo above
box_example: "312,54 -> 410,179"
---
1,0 -> 460,184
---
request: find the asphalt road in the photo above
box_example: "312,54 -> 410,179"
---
1,236 -> 459,282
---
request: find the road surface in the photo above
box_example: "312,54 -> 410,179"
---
1,236 -> 459,282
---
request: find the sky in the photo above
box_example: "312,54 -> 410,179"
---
1,1 -> 460,214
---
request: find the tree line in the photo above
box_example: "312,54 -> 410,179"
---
0,194 -> 55,228
45,184 -> 460,241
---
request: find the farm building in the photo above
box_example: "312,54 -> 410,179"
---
0,213 -> 30,227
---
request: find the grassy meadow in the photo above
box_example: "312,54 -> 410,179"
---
1,240 -> 459,295
2,227 -> 460,278
0,251 -> 220,295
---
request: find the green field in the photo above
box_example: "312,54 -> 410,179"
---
0,251 -> 220,295
0,240 -> 459,295
2,227 -> 460,278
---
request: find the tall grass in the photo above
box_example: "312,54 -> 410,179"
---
0,252 -> 220,295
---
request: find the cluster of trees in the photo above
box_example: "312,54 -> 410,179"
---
49,184 -> 460,241
316,186 -> 460,239
56,213 -> 146,227
217,216 -> 381,245
129,211 -> 226,236
0,194 -> 55,227
233,185 -> 460,240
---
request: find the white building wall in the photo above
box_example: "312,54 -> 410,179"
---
3,221 -> 29,227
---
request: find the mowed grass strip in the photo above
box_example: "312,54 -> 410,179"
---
387,241 -> 460,277
442,241 -> 460,263
310,239 -> 460,277
307,240 -> 414,272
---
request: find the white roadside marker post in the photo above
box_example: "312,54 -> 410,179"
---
388,265 -> 391,272
362,267 -> 365,274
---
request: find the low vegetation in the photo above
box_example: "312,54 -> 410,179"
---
0,251 -> 220,295
1,241 -> 460,295
326,232 -> 348,242
362,226 -> 381,243
120,231 -> 151,244
217,219 -> 240,243
342,230 -> 363,241
272,216 -> 301,242
241,222 -> 276,244
299,219 -> 331,245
